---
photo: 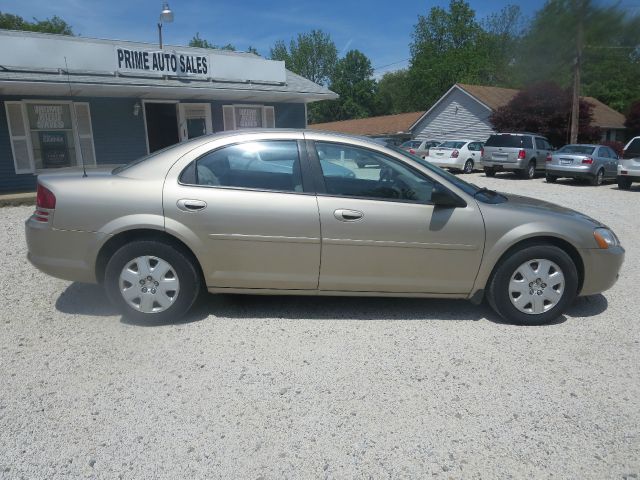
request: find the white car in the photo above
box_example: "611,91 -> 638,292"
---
425,140 -> 484,173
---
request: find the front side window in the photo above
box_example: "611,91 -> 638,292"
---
315,142 -> 435,203
182,140 -> 302,192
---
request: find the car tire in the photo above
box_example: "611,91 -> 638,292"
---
590,168 -> 604,186
104,240 -> 202,323
519,161 -> 536,179
618,176 -> 632,190
487,244 -> 579,325
463,160 -> 474,174
546,174 -> 557,183
484,167 -> 496,177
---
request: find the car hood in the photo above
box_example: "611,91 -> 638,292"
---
493,193 -> 606,228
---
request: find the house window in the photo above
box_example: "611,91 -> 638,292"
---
5,101 -> 96,174
222,104 -> 275,131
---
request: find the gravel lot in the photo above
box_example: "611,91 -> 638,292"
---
1,173 -> 638,479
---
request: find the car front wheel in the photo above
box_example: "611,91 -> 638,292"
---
487,245 -> 578,325
105,240 -> 202,323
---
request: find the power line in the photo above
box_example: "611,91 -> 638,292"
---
373,58 -> 410,72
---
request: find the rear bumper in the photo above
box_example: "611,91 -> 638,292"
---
26,217 -> 101,283
579,246 -> 625,296
546,165 -> 596,177
428,157 -> 464,169
482,158 -> 527,170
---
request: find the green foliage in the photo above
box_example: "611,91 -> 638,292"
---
624,100 -> 640,137
269,30 -> 338,86
489,82 -> 600,146
375,70 -> 414,115
0,11 -> 73,35
188,33 -> 235,51
315,50 -> 377,122
406,1 -> 522,111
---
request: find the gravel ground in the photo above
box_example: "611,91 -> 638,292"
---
0,173 -> 638,479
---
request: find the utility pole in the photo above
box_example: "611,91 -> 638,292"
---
569,0 -> 584,144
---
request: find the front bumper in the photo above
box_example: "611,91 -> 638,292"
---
26,217 -> 101,283
579,246 -> 625,296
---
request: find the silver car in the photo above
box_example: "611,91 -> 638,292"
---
618,136 -> 640,190
546,144 -> 619,186
400,139 -> 441,159
482,133 -> 553,179
26,130 -> 624,325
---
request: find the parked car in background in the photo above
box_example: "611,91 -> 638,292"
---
25,129 -> 623,326
545,144 -> 618,186
482,133 -> 553,179
424,140 -> 484,173
400,139 -> 441,159
618,136 -> 640,190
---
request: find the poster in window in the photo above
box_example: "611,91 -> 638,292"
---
40,131 -> 70,168
236,107 -> 262,128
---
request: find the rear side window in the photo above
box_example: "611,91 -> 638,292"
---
181,140 -> 303,192
624,138 -> 640,159
485,134 -> 533,149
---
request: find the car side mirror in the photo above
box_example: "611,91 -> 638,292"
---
431,184 -> 466,208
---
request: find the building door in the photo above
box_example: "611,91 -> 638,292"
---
144,102 -> 179,153
178,103 -> 212,141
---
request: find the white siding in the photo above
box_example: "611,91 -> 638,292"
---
411,88 -> 496,143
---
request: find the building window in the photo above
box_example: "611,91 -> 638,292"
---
222,104 -> 275,131
5,101 -> 96,174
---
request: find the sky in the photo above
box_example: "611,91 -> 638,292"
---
3,0 -> 547,77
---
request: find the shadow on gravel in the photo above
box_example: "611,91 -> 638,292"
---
55,283 -> 609,327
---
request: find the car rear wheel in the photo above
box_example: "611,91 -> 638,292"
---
484,167 -> 496,177
463,160 -> 474,174
519,161 -> 536,179
546,174 -> 557,183
618,176 -> 632,190
487,245 -> 578,325
590,168 -> 604,186
105,240 -> 201,323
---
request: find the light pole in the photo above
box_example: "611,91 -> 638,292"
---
158,2 -> 174,50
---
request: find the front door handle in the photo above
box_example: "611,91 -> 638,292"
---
334,209 -> 364,222
177,199 -> 207,212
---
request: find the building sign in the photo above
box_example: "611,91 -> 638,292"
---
31,105 -> 68,129
116,48 -> 208,77
40,131 -> 70,168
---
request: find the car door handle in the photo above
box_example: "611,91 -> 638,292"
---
334,209 -> 364,222
177,199 -> 207,212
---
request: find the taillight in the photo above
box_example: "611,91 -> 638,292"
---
451,149 -> 459,158
36,184 -> 56,209
480,147 -> 484,157
546,153 -> 552,162
518,149 -> 526,159
582,157 -> 594,164
35,184 -> 56,222
409,149 -> 415,154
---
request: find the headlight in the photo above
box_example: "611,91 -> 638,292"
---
593,228 -> 620,249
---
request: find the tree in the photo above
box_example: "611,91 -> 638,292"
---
269,30 -> 338,86
375,69 -> 413,115
189,33 -> 235,50
315,50 -> 377,122
407,1 -> 521,111
624,100 -> 640,137
515,0 -> 640,111
0,11 -> 73,35
489,82 -> 600,146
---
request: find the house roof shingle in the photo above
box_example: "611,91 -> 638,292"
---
310,111 -> 424,136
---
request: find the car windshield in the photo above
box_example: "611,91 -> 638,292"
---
557,145 -> 596,155
439,141 -> 466,149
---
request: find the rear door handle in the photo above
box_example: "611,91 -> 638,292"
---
177,199 -> 207,212
334,209 -> 364,222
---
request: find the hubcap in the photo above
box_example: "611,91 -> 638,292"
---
508,258 -> 565,315
119,256 -> 180,314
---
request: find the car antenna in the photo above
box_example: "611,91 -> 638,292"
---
64,56 -> 87,178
